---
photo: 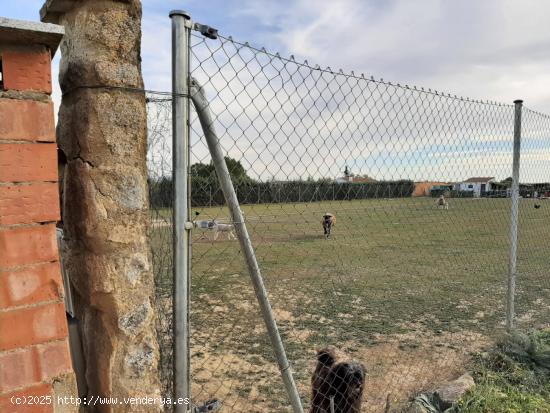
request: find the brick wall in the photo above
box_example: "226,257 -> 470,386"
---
0,42 -> 75,411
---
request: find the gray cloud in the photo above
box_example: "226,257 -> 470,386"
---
39,1 -> 549,182
231,0 -> 550,112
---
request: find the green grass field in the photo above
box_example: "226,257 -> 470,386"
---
150,197 -> 550,412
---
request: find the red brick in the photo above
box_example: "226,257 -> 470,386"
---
1,50 -> 52,94
0,183 -> 60,225
0,348 -> 39,393
0,262 -> 64,310
0,383 -> 53,412
0,99 -> 55,142
36,340 -> 72,382
0,302 -> 68,351
0,224 -> 58,269
0,143 -> 57,183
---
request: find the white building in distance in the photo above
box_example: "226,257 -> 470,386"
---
457,177 -> 495,197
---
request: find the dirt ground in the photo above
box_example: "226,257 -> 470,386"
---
151,198 -> 550,412
185,323 -> 491,412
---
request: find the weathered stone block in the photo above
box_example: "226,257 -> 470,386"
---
57,91 -> 147,167
48,0 -> 162,408
57,2 -> 143,91
434,373 -> 475,409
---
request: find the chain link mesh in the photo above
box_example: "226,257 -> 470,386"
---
146,30 -> 550,412
516,108 -> 550,332
146,95 -> 174,401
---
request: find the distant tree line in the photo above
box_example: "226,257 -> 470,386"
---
189,179 -> 415,207
149,157 -> 415,208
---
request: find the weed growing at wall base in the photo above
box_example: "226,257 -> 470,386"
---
458,329 -> 550,413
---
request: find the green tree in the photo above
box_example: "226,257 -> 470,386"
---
223,157 -> 253,183
501,177 -> 513,187
190,162 -> 215,178
190,157 -> 254,183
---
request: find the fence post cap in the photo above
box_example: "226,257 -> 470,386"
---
513,99 -> 523,104
169,10 -> 191,19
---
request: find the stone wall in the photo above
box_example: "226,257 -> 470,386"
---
41,1 -> 162,410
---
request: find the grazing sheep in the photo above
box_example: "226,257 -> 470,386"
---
310,347 -> 365,413
211,221 -> 237,241
321,213 -> 336,238
193,217 -> 237,241
436,195 -> 449,210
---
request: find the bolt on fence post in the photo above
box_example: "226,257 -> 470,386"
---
170,9 -> 192,411
507,99 -> 523,331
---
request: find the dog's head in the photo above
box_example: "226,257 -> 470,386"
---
329,361 -> 365,398
311,348 -> 365,413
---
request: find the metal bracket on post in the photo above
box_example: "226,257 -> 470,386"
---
506,99 -> 523,331
170,9 -> 192,412
194,23 -> 218,39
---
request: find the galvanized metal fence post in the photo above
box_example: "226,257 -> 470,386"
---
170,9 -> 192,411
506,99 -> 523,331
189,78 -> 305,413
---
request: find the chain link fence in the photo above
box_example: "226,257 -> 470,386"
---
516,108 -> 550,332
146,94 -> 174,402
146,27 -> 550,412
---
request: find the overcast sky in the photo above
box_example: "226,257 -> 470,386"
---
4,1 -> 550,182
6,0 -> 550,112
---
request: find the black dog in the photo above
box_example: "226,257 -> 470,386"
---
311,347 -> 365,412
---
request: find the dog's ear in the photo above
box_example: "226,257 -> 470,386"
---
316,347 -> 336,368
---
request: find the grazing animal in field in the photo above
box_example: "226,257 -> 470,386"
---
310,347 -> 365,413
436,195 -> 449,210
193,215 -> 237,241
211,221 -> 237,241
321,213 -> 336,238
